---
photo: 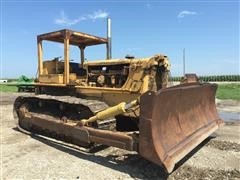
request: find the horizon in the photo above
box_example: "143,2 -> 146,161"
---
1,1 -> 239,78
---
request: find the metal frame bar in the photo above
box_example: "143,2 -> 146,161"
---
64,32 -> 70,84
79,46 -> 85,66
37,39 -> 43,76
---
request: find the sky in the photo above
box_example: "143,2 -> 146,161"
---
0,0 -> 239,78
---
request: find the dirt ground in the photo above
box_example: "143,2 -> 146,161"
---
1,92 -> 240,179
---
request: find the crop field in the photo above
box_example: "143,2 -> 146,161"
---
1,82 -> 240,100
170,75 -> 240,82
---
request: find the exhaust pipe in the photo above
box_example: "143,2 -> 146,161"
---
107,17 -> 112,59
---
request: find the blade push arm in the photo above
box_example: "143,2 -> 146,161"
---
78,99 -> 138,126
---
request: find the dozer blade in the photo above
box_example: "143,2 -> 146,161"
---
139,83 -> 223,173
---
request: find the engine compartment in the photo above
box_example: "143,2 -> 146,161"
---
87,64 -> 129,88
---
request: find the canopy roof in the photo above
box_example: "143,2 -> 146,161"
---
37,29 -> 108,47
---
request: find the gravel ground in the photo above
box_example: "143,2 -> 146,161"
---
1,92 -> 240,179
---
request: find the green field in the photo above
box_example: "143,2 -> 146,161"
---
216,83 -> 240,100
0,84 -> 18,92
0,83 -> 239,100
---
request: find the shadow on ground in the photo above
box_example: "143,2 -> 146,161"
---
13,127 -> 212,179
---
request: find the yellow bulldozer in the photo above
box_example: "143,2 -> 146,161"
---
14,18 -> 223,173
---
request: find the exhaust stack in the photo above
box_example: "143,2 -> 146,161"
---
107,17 -> 112,59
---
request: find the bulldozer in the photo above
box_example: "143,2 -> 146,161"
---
14,18 -> 223,173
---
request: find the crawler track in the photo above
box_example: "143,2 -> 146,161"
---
14,94 -> 116,146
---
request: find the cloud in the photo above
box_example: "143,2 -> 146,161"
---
87,10 -> 109,20
177,10 -> 198,19
55,10 -> 109,26
55,11 -> 84,26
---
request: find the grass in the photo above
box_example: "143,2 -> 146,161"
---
216,83 -> 240,100
0,84 -> 18,92
0,83 -> 239,100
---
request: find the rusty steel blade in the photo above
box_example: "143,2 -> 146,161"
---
139,83 -> 223,173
